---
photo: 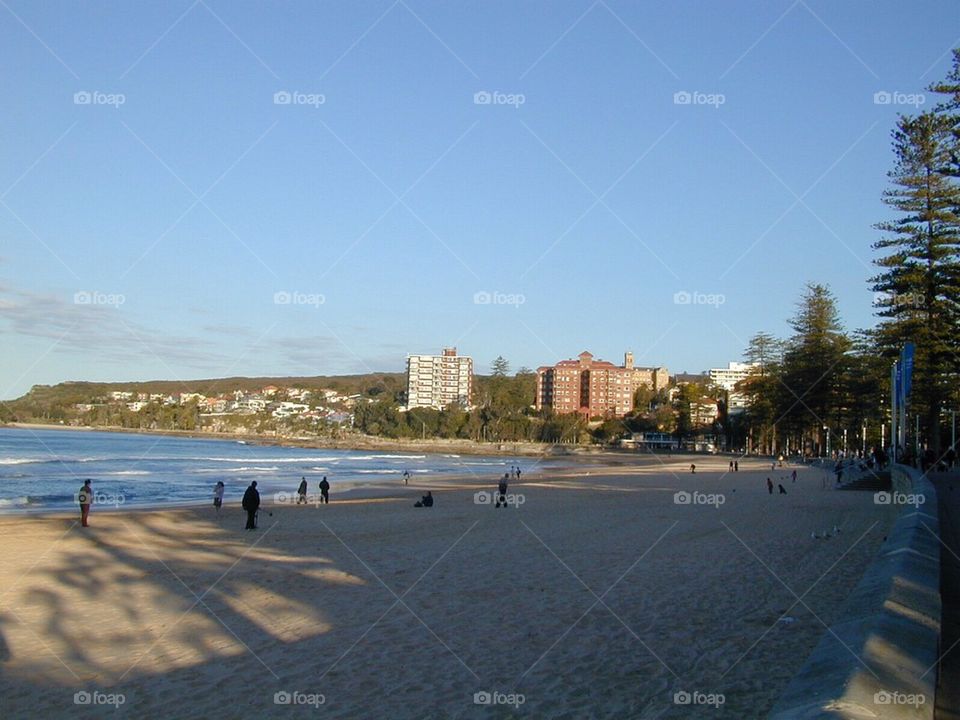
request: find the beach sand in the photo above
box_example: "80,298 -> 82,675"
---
0,456 -> 895,719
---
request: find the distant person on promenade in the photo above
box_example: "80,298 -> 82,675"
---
729,461 -> 734,471
78,479 -> 93,527
415,491 -> 433,507
766,478 -> 773,495
734,461 -> 739,472
297,477 -> 308,504
496,473 -> 508,508
242,481 -> 260,530
318,476 -> 330,505
213,481 -> 224,514
791,469 -> 797,483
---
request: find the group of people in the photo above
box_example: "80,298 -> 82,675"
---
215,476 -> 333,531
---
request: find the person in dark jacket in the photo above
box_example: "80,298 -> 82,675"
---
318,476 -> 330,505
78,479 -> 93,527
496,474 -> 508,508
242,481 -> 260,530
297,477 -> 308,504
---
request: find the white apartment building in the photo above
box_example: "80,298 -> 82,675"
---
406,347 -> 473,409
708,361 -> 758,409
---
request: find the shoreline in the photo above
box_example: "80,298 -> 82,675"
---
2,421 -> 621,458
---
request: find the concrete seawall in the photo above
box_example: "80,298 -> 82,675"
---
768,464 -> 940,719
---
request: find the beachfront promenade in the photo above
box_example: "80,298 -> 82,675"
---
0,457 -> 914,718
769,463 -> 942,719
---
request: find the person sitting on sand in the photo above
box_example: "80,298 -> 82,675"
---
78,479 -> 93,527
415,491 -> 433,508
242,481 -> 260,530
318,476 -> 330,505
778,483 -> 787,494
297,477 -> 308,504
213,481 -> 224,513
690,464 -> 696,474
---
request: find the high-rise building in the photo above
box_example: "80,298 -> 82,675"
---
708,361 -> 757,409
536,351 -> 669,418
406,348 -> 473,409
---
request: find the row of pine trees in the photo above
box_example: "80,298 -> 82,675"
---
737,50 -> 960,462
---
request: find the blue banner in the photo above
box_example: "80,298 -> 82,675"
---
901,342 -> 914,401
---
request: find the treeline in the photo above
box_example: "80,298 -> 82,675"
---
736,51 -> 960,461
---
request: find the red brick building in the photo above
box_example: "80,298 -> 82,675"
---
536,351 -> 669,418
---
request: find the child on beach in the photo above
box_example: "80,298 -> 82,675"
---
213,481 -> 224,513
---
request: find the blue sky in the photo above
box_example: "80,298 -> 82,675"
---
1,0 -> 957,399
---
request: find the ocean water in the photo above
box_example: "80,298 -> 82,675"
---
0,427 -> 544,512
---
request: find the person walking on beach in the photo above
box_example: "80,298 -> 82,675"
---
213,481 -> 224,514
318,476 -> 330,505
242,481 -> 260,530
496,473 -> 509,508
78,479 -> 93,527
791,469 -> 797,483
729,461 -> 734,472
766,478 -> 774,495
297,477 -> 308,505
690,464 -> 696,474
516,466 -> 521,482
403,470 -> 410,486
734,460 -> 739,472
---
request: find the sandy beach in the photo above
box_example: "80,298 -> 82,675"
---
0,456 -> 895,719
